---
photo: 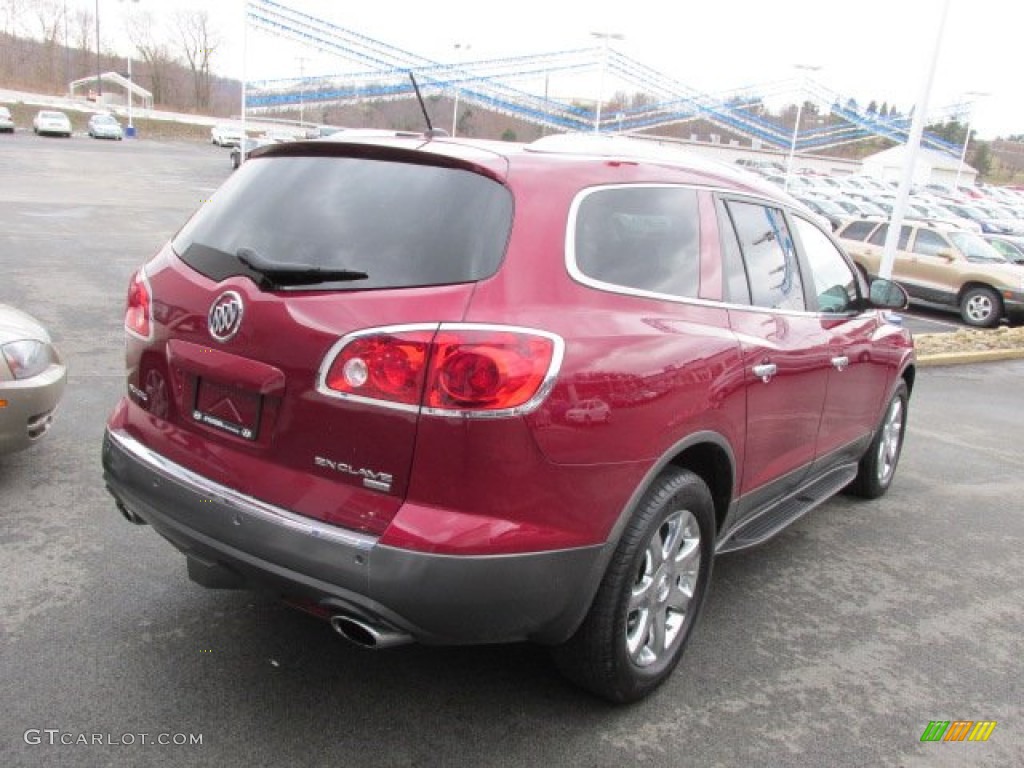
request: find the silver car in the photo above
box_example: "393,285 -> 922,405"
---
32,110 -> 72,138
0,305 -> 67,454
0,106 -> 14,133
87,113 -> 124,140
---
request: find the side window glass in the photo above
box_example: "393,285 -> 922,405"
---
912,229 -> 949,257
900,225 -> 912,249
838,220 -> 877,242
715,197 -> 751,305
573,187 -> 700,299
726,201 -> 805,311
792,217 -> 858,313
868,223 -> 911,250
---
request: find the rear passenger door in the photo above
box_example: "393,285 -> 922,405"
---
862,223 -> 915,293
719,198 -> 831,501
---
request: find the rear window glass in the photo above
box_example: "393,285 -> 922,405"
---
573,186 -> 700,299
171,154 -> 513,291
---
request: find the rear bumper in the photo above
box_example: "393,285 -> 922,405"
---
101,428 -> 605,644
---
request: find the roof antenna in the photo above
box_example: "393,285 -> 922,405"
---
408,71 -> 449,138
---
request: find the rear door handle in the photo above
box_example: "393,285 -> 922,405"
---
831,355 -> 850,371
752,363 -> 777,383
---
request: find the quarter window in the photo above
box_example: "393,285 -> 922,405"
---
573,187 -> 701,299
727,201 -> 805,311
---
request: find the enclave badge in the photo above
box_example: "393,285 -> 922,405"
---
208,291 -> 244,342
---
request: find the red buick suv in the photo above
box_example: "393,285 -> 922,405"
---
102,133 -> 915,702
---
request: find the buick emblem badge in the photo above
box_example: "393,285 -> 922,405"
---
208,291 -> 244,342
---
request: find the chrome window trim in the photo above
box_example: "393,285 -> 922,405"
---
107,428 -> 377,551
316,322 -> 565,420
564,184 -> 869,321
565,183 -> 705,306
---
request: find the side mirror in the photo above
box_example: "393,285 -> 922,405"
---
869,278 -> 909,310
936,249 -> 956,262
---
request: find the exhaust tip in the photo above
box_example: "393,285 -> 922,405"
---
331,616 -> 378,648
330,614 -> 413,650
116,501 -> 147,526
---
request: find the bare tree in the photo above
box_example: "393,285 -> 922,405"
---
125,8 -> 174,106
30,0 -> 64,88
174,8 -> 218,111
69,5 -> 93,80
0,0 -> 30,79
2,0 -> 22,34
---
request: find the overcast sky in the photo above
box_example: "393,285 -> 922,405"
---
90,0 -> 1018,138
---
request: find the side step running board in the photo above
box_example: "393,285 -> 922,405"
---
717,465 -> 858,554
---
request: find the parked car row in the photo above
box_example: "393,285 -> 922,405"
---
733,161 -> 1024,328
0,108 -> 127,140
742,160 -> 1024,238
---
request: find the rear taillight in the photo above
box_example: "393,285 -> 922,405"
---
319,324 -> 563,418
323,330 -> 434,408
125,270 -> 153,340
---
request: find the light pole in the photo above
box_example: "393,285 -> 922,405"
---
451,43 -> 470,137
784,64 -> 821,192
297,56 -> 308,128
93,1 -> 139,104
953,91 -> 989,191
878,0 -> 951,281
590,31 -> 623,133
127,53 -> 133,129
63,0 -> 70,93
95,0 -> 102,98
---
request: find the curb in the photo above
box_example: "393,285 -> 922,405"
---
916,347 -> 1024,368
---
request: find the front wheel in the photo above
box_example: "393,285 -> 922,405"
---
960,286 -> 1001,328
846,380 -> 908,499
552,468 -> 715,703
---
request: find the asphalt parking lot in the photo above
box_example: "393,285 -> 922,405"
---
1,133 -> 1021,768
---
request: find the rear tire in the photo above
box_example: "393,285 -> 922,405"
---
846,380 -> 908,499
552,468 -> 715,703
960,286 -> 1001,328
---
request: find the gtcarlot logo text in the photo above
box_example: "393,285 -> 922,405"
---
24,729 -> 203,747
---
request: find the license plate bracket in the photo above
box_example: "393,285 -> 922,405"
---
192,378 -> 261,441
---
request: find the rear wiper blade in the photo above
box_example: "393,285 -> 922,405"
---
236,247 -> 369,287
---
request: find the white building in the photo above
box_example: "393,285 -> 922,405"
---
860,144 -> 976,188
